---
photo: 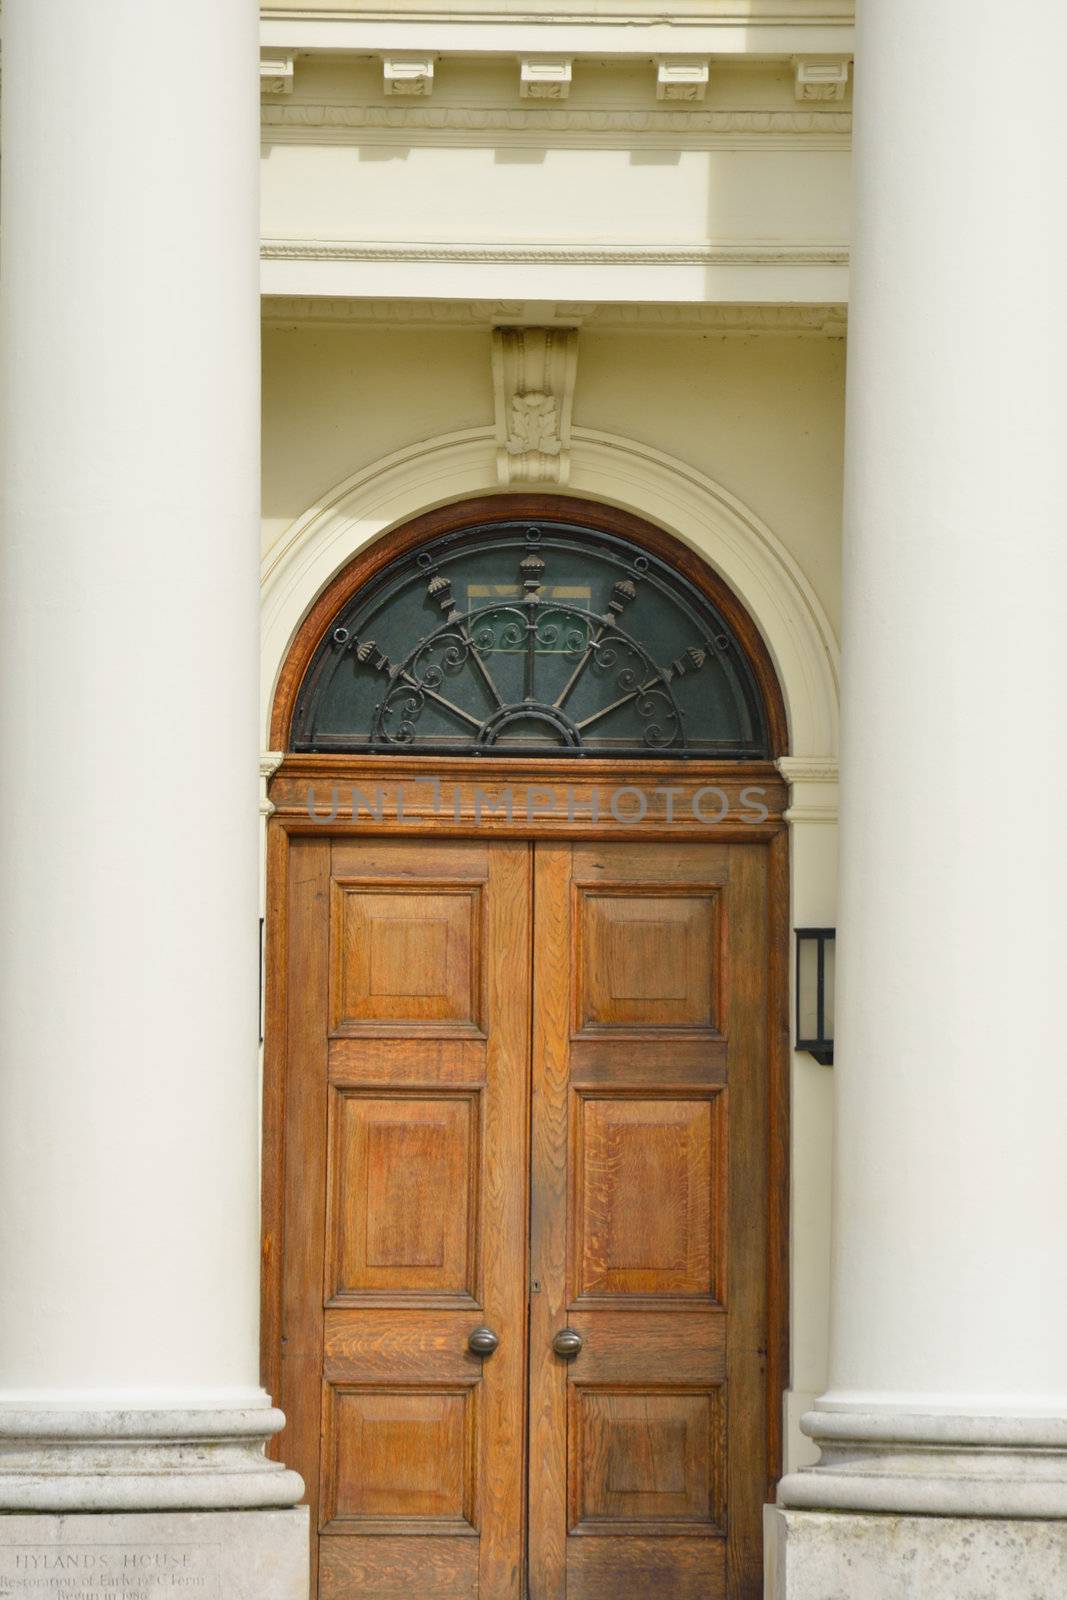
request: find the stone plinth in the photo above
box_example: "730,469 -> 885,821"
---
0,1511 -> 309,1600
766,1507 -> 1067,1600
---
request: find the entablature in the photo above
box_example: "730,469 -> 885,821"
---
259,20 -> 851,306
261,1 -> 854,62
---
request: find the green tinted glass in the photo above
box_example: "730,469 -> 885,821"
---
290,518 -> 770,758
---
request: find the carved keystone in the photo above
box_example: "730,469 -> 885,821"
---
491,327 -> 578,486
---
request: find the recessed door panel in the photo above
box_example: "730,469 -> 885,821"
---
280,837 -> 529,1600
277,831 -> 773,1600
529,841 -> 770,1600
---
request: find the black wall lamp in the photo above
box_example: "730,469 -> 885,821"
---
796,927 -> 835,1065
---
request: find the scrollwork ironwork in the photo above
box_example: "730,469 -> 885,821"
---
294,522 -> 769,758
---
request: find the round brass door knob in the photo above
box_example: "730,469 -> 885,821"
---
552,1328 -> 583,1358
468,1326 -> 500,1356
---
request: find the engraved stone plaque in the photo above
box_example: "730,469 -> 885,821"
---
0,1542 -> 219,1598
0,1513 -> 309,1600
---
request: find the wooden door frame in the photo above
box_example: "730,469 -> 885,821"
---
261,495 -> 791,1525
262,765 -> 790,1504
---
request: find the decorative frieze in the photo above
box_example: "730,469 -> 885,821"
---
260,52 -> 294,95
261,296 -> 848,337
382,54 -> 435,96
519,58 -> 574,99
261,101 -> 851,149
491,327 -> 578,485
793,55 -> 850,101
656,58 -> 711,102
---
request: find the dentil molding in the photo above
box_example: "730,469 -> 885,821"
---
520,57 -> 573,99
491,327 -> 578,485
656,58 -> 711,101
260,52 -> 294,94
793,54 -> 850,101
382,54 -> 435,95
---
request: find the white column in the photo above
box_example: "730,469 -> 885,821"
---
0,1 -> 301,1516
776,0 -> 1067,1568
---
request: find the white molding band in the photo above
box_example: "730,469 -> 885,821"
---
259,7 -> 855,63
261,239 -> 847,268
260,425 -> 840,758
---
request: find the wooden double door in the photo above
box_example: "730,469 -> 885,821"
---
274,832 -> 774,1600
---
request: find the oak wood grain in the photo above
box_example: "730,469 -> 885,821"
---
528,841 -> 772,1600
263,822 -> 787,1600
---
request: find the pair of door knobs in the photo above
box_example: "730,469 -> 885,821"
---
468,1327 -> 583,1358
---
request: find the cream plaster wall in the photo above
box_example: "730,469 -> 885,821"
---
261,318 -> 843,1473
263,323 -> 844,631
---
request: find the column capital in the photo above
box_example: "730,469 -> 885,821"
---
777,755 -> 838,822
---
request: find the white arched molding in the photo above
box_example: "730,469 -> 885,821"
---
260,425 -> 840,759
259,425 -> 841,1480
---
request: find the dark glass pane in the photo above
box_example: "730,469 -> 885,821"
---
290,519 -> 771,758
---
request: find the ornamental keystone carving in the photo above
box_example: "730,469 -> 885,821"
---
656,59 -> 710,102
793,56 -> 850,102
383,55 -> 435,97
491,327 -> 578,486
519,58 -> 573,99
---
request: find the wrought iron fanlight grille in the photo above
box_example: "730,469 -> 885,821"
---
290,519 -> 771,758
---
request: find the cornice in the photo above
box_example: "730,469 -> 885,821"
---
261,101 -> 850,149
261,296 -> 848,336
262,4 -> 854,20
261,239 -> 848,267
262,4 -> 857,17
260,6 -> 854,64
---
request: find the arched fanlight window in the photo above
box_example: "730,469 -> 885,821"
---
290,516 -> 773,758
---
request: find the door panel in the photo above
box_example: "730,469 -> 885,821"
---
528,841 -> 769,1600
282,837 -> 530,1600
278,832 -> 772,1600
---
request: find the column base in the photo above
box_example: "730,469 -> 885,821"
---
0,1509 -> 309,1600
0,1409 -> 304,1511
779,1409 -> 1067,1518
766,1507 -> 1067,1600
